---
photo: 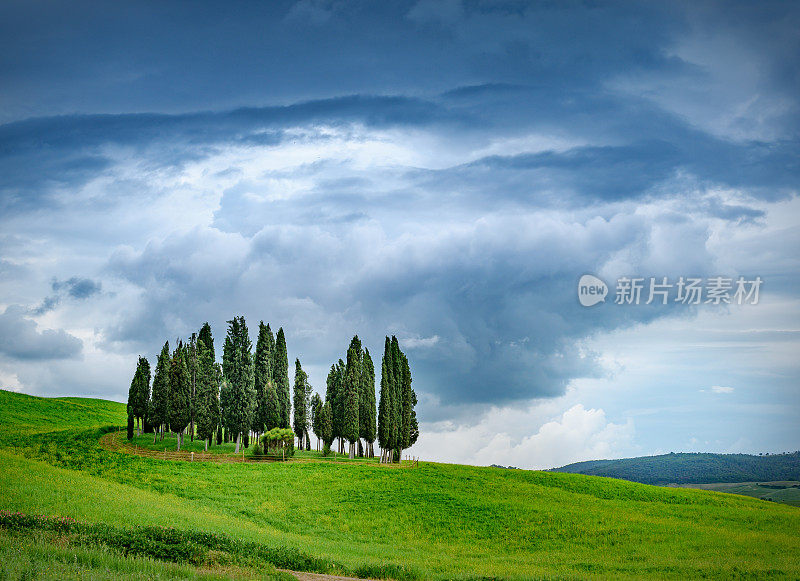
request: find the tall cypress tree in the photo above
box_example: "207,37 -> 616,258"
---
326,363 -> 339,449
198,322 -> 214,359
359,348 -> 376,458
222,316 -> 256,453
273,328 -> 290,429
253,321 -> 274,438
377,338 -> 390,462
343,336 -> 361,458
127,356 -> 151,436
389,336 -> 403,462
320,400 -> 333,450
327,359 -> 346,453
310,392 -> 323,450
264,380 -> 280,430
168,342 -> 191,451
195,338 -> 220,451
293,359 -> 311,449
187,333 -> 198,441
150,341 -> 171,443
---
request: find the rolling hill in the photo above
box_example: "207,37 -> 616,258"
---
1,389 -> 799,580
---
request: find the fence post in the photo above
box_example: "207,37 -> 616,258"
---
164,448 -> 166,460
191,452 -> 194,462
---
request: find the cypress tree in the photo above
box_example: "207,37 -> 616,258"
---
325,364 -> 338,444
293,359 -> 311,449
264,379 -> 280,430
198,322 -> 214,359
150,342 -> 171,443
126,412 -> 134,440
320,400 -> 333,450
219,376 -> 232,442
389,336 -> 403,462
310,393 -> 323,450
377,339 -> 389,462
273,328 -> 291,429
168,342 -> 191,451
343,336 -> 361,458
187,333 -> 198,441
195,338 -> 220,451
327,359 -> 346,453
221,316 -> 256,453
378,336 -> 399,462
359,348 -> 376,458
253,321 -> 274,438
127,356 -> 151,436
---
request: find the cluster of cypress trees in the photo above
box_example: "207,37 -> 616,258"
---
308,335 -> 417,462
377,336 -> 419,463
127,325 -> 419,462
126,317 -> 296,453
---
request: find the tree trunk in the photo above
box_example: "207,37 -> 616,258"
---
204,439 -> 208,452
235,432 -> 241,454
348,441 -> 355,459
153,426 -> 157,444
176,431 -> 181,452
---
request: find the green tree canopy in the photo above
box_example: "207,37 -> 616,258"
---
273,327 -> 291,429
127,355 -> 151,435
149,341 -> 171,441
195,338 -> 221,450
221,316 -> 256,453
168,342 -> 191,451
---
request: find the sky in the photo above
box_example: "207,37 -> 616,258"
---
0,0 -> 798,469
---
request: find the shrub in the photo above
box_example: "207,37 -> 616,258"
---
260,428 -> 295,458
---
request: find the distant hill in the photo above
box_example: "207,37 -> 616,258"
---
552,452 -> 800,485
0,389 -> 126,436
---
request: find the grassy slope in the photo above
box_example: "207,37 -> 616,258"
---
0,528 -> 287,581
0,389 -> 127,435
676,482 -> 800,508
2,390 -> 800,580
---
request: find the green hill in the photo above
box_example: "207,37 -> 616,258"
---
0,389 -> 127,435
1,389 -> 799,580
553,452 -> 800,484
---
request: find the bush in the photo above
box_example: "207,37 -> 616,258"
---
0,511 -> 341,574
260,428 -> 295,458
322,442 -> 333,457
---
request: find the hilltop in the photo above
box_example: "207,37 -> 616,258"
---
552,451 -> 800,484
1,389 -> 799,580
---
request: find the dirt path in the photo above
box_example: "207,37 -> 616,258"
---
99,430 -> 418,468
281,570 -> 375,581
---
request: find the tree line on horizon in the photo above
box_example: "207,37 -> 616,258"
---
126,317 -> 418,462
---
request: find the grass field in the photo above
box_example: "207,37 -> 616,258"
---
675,482 -> 800,507
1,389 -> 800,579
0,528 -> 290,581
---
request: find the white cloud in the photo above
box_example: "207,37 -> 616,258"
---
711,385 -> 734,394
412,402 -> 636,470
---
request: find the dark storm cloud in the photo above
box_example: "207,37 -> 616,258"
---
0,0 -> 797,417
0,1 -> 692,120
0,306 -> 82,360
32,277 -> 103,315
52,277 -> 102,300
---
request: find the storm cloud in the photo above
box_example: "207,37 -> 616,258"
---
0,0 -> 797,460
